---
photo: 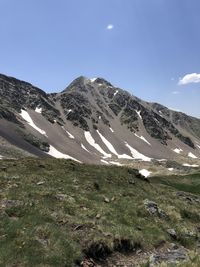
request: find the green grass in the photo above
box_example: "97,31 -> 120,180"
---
151,173 -> 200,195
0,158 -> 200,266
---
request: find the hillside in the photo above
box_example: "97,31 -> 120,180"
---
0,74 -> 200,169
1,158 -> 200,266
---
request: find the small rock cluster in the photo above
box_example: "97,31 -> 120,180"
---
149,247 -> 188,266
144,200 -> 168,219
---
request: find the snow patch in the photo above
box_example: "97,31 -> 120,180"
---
47,145 -> 81,163
109,127 -> 114,133
172,148 -> 183,154
168,168 -> 174,171
136,110 -> 142,119
84,131 -> 111,158
134,133 -> 151,145
97,130 -> 118,156
61,126 -> 75,139
110,161 -> 123,166
35,107 -> 42,113
81,144 -> 91,154
139,169 -> 152,177
97,130 -> 133,159
183,163 -> 199,167
90,78 -> 97,82
125,142 -> 151,161
114,90 -> 118,96
101,159 -> 109,165
118,154 -> 133,160
20,109 -> 47,136
196,144 -> 200,149
188,152 -> 198,159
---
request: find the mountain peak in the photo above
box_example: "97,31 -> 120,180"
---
90,77 -> 113,87
0,73 -> 200,164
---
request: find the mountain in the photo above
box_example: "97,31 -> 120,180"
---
0,73 -> 200,167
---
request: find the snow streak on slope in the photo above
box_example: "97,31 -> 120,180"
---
134,133 -> 151,145
35,107 -> 42,113
84,131 -> 111,158
173,148 -> 183,154
136,110 -> 142,119
188,152 -> 198,159
109,127 -> 114,133
110,161 -> 123,166
183,163 -> 199,167
97,130 -> 118,156
125,142 -> 151,161
47,145 -> 81,163
20,109 -> 47,136
81,143 -> 91,153
139,169 -> 152,177
61,126 -> 74,139
96,130 -> 133,159
114,90 -> 118,96
101,159 -> 109,164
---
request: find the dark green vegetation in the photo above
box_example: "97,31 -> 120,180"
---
0,159 -> 200,266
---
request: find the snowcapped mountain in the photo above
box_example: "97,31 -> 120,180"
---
0,73 -> 200,165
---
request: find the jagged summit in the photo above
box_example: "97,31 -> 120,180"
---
0,73 -> 200,166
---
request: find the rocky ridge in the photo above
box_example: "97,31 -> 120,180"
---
0,74 -> 200,166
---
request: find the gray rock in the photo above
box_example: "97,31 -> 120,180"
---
144,200 -> 168,219
167,229 -> 177,239
149,247 -> 188,266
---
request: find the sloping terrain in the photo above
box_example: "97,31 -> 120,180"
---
0,158 -> 200,266
0,74 -> 200,168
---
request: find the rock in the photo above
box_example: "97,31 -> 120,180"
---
104,197 -> 110,203
36,181 -> 45,185
55,194 -> 68,201
149,247 -> 188,266
94,182 -> 100,190
144,200 -> 158,215
1,199 -> 23,209
73,225 -> 84,231
0,166 -> 7,172
167,229 -> 177,239
96,214 -> 101,219
128,179 -> 135,185
144,200 -> 168,219
81,258 -> 96,267
176,191 -> 200,204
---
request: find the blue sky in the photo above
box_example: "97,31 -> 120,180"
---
0,0 -> 200,117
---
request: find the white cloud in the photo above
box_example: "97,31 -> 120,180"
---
172,91 -> 180,95
179,73 -> 200,85
107,24 -> 114,30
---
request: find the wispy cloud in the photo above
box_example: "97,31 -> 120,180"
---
178,73 -> 200,85
106,24 -> 114,30
172,91 -> 180,95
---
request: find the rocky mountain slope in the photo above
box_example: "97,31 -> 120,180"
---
0,73 -> 200,167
